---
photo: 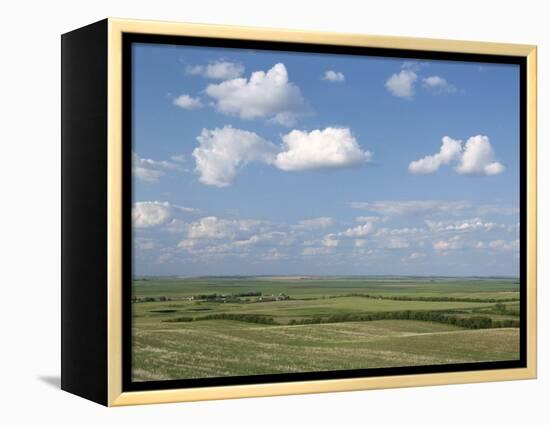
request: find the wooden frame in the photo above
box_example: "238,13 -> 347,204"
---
61,18 -> 537,407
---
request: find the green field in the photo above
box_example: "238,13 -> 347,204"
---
132,276 -> 520,381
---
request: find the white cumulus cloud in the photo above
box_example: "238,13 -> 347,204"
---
133,201 -> 196,229
409,135 -> 504,176
385,69 -> 418,98
456,135 -> 505,176
133,201 -> 173,228
205,63 -> 308,126
339,221 -> 376,238
408,136 -> 462,174
173,94 -> 203,110
192,126 -> 277,187
322,70 -> 345,82
192,126 -> 372,187
186,60 -> 244,80
274,127 -> 372,171
422,75 -> 456,94
187,216 -> 232,239
386,63 -> 456,99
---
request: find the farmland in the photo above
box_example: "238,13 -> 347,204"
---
132,276 -> 520,381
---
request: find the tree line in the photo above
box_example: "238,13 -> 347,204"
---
328,293 -> 520,304
163,310 -> 519,329
288,310 -> 519,329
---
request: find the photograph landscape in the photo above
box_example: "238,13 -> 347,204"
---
132,275 -> 520,381
131,42 -> 521,382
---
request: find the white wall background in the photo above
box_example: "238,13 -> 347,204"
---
0,0 -> 546,423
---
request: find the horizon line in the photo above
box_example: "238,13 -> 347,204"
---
133,273 -> 520,279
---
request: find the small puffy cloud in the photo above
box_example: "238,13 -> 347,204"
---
322,70 -> 345,82
133,201 -> 173,228
350,200 -> 470,216
187,216 -> 234,240
133,201 -> 196,229
456,135 -> 505,176
421,75 -> 456,94
133,152 -> 180,183
186,60 -> 244,80
339,221 -> 376,238
205,63 -> 307,126
408,136 -> 462,174
187,216 -> 230,240
385,69 -> 418,99
173,94 -> 203,110
409,135 -> 504,176
274,127 -> 372,171
192,126 -> 277,187
387,62 -> 455,99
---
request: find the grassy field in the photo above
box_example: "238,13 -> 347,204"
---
132,276 -> 520,381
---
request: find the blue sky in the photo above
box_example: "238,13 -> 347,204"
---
131,42 -> 520,277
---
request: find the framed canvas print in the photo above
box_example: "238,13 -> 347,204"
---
61,18 -> 537,406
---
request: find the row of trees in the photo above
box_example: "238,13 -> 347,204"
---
491,302 -> 521,317
328,293 -> 520,304
132,296 -> 170,303
163,310 -> 519,329
164,313 -> 277,325
288,310 -> 520,329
